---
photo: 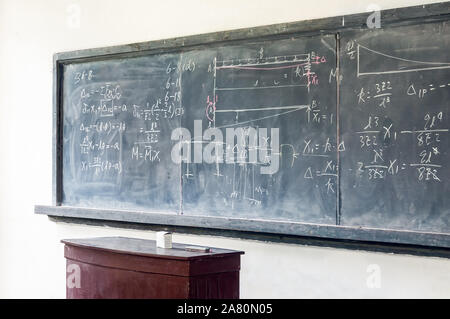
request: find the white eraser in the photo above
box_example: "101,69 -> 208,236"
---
156,231 -> 172,249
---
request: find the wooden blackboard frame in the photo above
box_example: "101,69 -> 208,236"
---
36,2 -> 450,249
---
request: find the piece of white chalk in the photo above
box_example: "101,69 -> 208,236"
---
156,231 -> 172,249
185,246 -> 211,252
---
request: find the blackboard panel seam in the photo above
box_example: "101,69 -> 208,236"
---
35,205 -> 450,248
336,32 -> 341,226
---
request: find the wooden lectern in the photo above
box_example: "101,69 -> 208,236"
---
62,236 -> 244,299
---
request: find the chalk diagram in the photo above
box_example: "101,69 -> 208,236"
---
192,50 -> 336,212
209,52 -> 328,128
356,43 -> 450,77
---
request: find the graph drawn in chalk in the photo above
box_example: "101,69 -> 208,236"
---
214,52 -> 326,93
214,106 -> 310,129
215,105 -> 309,114
357,43 -> 450,77
211,51 -> 329,128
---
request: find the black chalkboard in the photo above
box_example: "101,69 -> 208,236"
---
35,3 -> 450,248
63,53 -> 182,212
340,22 -> 450,233
62,35 -> 338,224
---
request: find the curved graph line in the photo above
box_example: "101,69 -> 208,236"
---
358,43 -> 450,66
357,43 -> 450,76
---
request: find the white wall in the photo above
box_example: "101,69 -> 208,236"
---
0,0 -> 449,298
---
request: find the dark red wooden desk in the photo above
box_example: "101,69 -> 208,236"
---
62,236 -> 244,299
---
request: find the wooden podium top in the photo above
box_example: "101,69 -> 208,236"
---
62,236 -> 244,261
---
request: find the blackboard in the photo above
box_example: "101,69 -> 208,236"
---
340,22 -> 450,233
36,3 -> 450,248
62,35 -> 338,224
